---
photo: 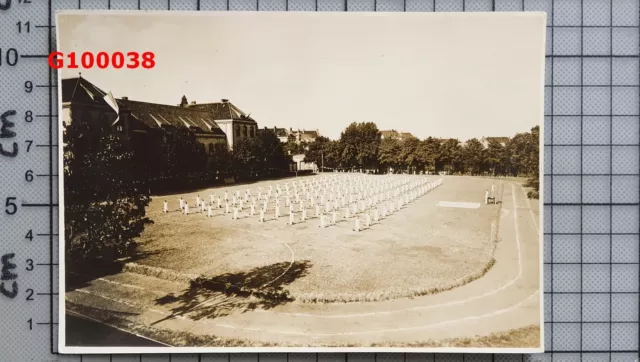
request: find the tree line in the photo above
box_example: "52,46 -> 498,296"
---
303,122 -> 540,194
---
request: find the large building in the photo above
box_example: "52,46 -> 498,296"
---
61,76 -> 256,151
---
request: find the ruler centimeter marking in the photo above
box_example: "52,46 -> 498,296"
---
2,0 -> 638,361
0,0 -> 58,359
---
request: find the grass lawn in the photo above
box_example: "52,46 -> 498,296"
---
133,175 -> 502,303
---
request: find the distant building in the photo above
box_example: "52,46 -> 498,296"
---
259,127 -> 320,145
435,138 -> 455,144
380,130 -> 415,141
481,137 -> 510,148
258,127 -> 321,172
290,129 -> 319,144
257,127 -> 290,143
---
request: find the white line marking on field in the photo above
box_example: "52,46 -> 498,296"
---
521,184 -> 540,238
265,182 -> 525,319
215,291 -> 540,337
436,201 -> 481,209
66,309 -> 173,347
68,278 -> 539,337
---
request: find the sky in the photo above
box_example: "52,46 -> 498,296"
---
58,11 -> 546,141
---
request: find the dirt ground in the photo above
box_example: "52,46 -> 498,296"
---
134,174 -> 501,302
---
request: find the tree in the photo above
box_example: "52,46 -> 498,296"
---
232,137 -> 262,179
418,137 -> 440,173
283,139 -> 305,155
438,139 -> 462,174
166,126 -> 207,177
378,137 -> 401,173
484,139 -> 505,176
323,140 -> 344,170
209,142 -> 233,176
257,130 -> 291,174
462,138 -> 485,175
304,136 -> 330,169
64,117 -> 151,264
525,126 -> 540,198
339,122 -> 381,170
180,95 -> 188,107
400,136 -> 421,173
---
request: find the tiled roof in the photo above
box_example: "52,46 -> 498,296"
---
381,130 -> 413,140
300,130 -> 319,138
260,127 -> 289,137
484,137 -> 510,143
61,77 -> 108,105
190,101 -> 257,124
117,99 -> 226,136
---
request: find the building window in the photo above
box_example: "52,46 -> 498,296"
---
116,124 -> 123,132
208,143 -> 214,154
250,126 -> 255,138
243,125 -> 248,137
235,124 -> 240,137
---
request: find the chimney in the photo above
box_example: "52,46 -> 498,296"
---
221,99 -> 229,103
122,96 -> 128,100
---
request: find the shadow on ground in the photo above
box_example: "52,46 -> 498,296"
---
152,260 -> 312,324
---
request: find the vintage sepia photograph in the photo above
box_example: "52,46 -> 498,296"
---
58,11 -> 546,353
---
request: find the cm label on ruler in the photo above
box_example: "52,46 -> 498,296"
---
0,0 -> 49,332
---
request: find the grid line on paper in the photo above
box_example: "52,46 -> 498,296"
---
45,0 -> 640,361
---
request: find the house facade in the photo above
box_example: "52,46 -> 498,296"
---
61,76 -> 256,153
189,100 -> 258,149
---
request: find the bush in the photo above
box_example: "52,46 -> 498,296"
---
64,118 -> 151,265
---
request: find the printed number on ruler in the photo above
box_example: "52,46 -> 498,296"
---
0,0 -> 48,335
48,51 -> 156,69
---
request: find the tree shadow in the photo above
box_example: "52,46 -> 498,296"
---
65,248 -> 174,293
151,260 -> 312,324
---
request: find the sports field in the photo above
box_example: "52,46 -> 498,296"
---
133,175 -> 500,302
65,174 -> 541,347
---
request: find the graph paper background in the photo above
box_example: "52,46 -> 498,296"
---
1,0 -> 638,361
